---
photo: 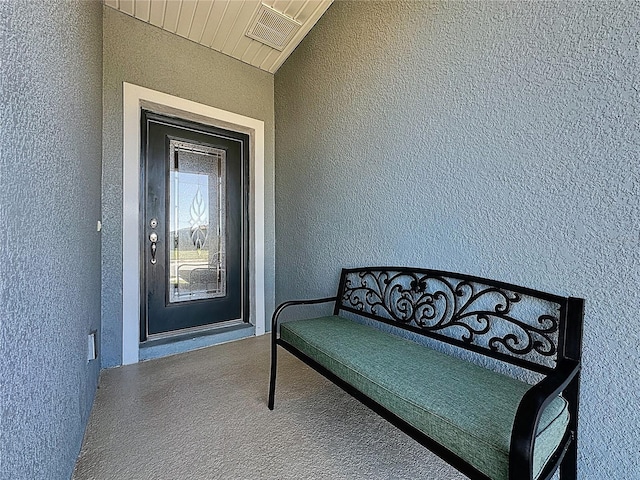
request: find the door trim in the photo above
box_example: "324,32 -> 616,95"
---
122,82 -> 265,365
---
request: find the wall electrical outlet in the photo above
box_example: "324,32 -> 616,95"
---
87,331 -> 97,362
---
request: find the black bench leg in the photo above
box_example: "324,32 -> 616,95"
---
559,437 -> 577,480
560,374 -> 579,480
268,336 -> 277,410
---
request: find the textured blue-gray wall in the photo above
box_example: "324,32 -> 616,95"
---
102,7 -> 275,367
0,1 -> 103,478
275,1 -> 639,478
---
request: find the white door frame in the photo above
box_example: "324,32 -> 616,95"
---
122,82 -> 265,365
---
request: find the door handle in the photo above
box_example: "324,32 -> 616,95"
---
149,232 -> 158,265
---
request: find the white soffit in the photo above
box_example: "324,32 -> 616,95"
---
104,0 -> 333,74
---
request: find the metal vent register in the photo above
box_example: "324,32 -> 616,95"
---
245,4 -> 302,51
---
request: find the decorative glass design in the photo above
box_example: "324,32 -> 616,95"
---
168,140 -> 226,303
190,187 -> 208,250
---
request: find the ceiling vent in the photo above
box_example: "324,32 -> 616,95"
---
245,4 -> 302,51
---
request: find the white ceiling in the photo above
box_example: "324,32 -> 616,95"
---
104,0 -> 333,73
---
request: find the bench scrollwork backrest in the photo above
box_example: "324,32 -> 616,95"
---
336,267 -> 570,374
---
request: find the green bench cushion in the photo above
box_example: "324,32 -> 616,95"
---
280,315 -> 569,480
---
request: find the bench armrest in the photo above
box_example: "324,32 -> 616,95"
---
268,296 -> 338,410
271,297 -> 338,335
509,359 -> 581,479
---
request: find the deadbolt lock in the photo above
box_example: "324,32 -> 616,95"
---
149,218 -> 158,229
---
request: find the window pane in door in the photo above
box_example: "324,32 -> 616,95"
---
168,139 -> 226,303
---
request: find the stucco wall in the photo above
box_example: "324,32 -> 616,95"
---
0,1 -> 103,478
275,1 -> 639,478
102,7 -> 276,367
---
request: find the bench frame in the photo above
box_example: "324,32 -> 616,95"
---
268,267 -> 584,480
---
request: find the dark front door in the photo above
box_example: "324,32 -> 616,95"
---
141,111 -> 248,341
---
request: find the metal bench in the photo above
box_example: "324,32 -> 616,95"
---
268,267 -> 584,480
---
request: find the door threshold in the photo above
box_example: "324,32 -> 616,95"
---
139,322 -> 254,361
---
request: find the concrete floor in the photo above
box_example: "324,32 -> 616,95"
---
73,335 -> 463,479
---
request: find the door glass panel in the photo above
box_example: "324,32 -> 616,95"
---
168,140 -> 226,303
